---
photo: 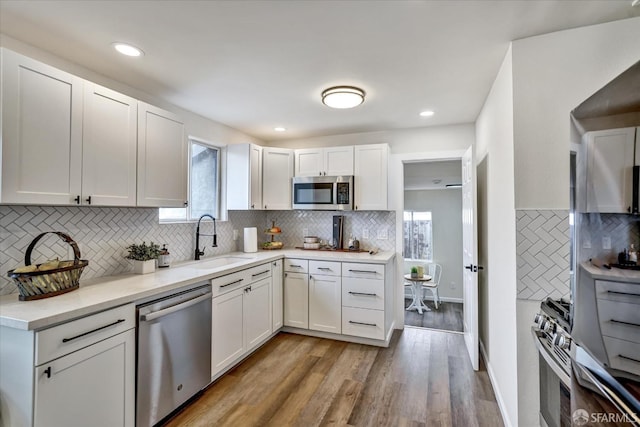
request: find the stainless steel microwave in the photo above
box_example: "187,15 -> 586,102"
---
292,176 -> 353,210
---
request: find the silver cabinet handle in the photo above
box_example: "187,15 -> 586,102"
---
220,279 -> 243,288
289,264 -> 302,268
348,269 -> 378,274
607,290 -> 640,298
141,293 -> 211,322
252,270 -> 270,278
318,267 -> 332,271
348,320 -> 377,327
62,319 -> 125,343
611,319 -> 640,328
348,291 -> 377,296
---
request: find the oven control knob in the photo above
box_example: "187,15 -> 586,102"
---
534,313 -> 543,324
541,319 -> 552,332
553,333 -> 571,349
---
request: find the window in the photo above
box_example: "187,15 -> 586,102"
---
403,211 -> 433,261
159,138 -> 221,222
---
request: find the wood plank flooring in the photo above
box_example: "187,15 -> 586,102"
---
404,299 -> 464,332
164,328 -> 503,427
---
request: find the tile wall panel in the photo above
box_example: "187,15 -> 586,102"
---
578,213 -> 640,263
516,209 -> 570,300
1,206 -> 395,296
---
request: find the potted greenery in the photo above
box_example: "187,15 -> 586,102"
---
410,266 -> 419,279
125,241 -> 161,274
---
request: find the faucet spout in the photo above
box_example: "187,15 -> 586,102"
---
195,214 -> 217,260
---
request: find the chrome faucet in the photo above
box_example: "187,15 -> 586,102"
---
195,214 -> 217,260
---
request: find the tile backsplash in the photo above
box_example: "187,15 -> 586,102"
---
0,206 -> 395,296
578,213 -> 640,263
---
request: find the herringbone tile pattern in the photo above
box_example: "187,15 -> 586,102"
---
578,213 -> 640,262
1,206 -> 395,296
516,210 -> 570,300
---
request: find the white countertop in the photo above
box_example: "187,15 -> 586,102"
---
580,261 -> 640,284
0,249 -> 395,331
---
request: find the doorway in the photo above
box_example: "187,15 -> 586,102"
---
402,160 -> 464,333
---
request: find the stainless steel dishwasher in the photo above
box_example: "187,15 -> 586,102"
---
136,283 -> 212,427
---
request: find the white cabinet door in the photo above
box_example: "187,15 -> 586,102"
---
211,288 -> 244,376
82,83 -> 137,206
1,48 -> 83,205
354,144 -> 389,210
227,143 -> 263,210
309,274 -> 342,334
585,127 -> 638,213
33,329 -> 135,427
263,147 -> 293,210
295,148 -> 324,177
325,146 -> 354,176
284,272 -> 309,329
272,260 -> 284,331
137,102 -> 186,207
244,278 -> 272,350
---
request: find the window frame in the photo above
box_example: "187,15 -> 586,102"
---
403,210 -> 433,262
159,136 -> 227,223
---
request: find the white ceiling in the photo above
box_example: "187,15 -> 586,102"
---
1,1 -> 638,142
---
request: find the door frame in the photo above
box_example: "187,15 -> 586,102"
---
389,149 -> 467,329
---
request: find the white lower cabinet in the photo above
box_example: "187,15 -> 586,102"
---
308,274 -> 341,334
272,260 -> 284,330
284,272 -> 309,329
211,262 -> 273,377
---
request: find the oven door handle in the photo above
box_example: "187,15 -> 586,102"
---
531,327 -> 571,387
573,359 -> 640,426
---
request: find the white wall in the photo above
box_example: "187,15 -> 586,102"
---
512,17 -> 640,210
0,34 -> 263,147
475,45 -> 518,427
404,189 -> 463,300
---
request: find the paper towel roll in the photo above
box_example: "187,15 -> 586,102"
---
244,227 -> 258,253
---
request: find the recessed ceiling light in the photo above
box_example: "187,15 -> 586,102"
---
419,110 -> 435,117
112,42 -> 144,57
321,86 -> 365,109
274,127 -> 286,132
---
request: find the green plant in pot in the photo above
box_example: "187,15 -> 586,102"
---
125,241 -> 161,274
410,266 -> 419,279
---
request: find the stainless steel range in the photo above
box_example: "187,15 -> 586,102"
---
532,298 -> 572,427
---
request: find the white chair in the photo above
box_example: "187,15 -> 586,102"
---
421,263 -> 442,309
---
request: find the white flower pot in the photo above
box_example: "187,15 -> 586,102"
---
133,259 -> 156,275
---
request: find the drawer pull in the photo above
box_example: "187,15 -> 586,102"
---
318,267 -> 332,271
348,291 -> 377,297
220,279 -> 244,288
44,366 -> 51,378
348,269 -> 378,274
348,320 -> 377,327
611,319 -> 640,328
607,290 -> 640,298
252,270 -> 270,278
62,319 -> 125,343
618,354 -> 640,364
288,264 -> 303,268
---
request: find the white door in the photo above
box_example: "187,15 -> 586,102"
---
262,148 -> 293,210
294,148 -> 324,177
308,274 -> 341,333
354,144 -> 389,210
283,272 -> 309,329
324,146 -> 354,176
244,278 -> 272,350
462,145 -> 479,370
272,260 -> 284,331
249,144 -> 263,210
34,330 -> 135,427
211,288 -> 244,376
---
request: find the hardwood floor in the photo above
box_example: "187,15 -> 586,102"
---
404,299 -> 464,333
164,328 -> 503,427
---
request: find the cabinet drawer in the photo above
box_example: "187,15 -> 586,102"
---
342,278 -> 384,310
595,280 -> 640,305
246,262 -> 272,282
309,260 -> 341,277
35,303 -> 135,365
597,299 -> 640,343
211,269 -> 250,296
342,263 -> 384,280
285,258 -> 309,273
603,336 -> 640,377
341,307 -> 384,340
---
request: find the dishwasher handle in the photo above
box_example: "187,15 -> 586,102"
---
141,293 -> 212,322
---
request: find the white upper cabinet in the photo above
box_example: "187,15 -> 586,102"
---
295,146 -> 354,177
137,102 -> 187,207
82,83 -> 137,206
585,127 -> 638,213
262,147 -> 294,210
1,48 -> 83,205
227,143 -> 263,210
354,144 -> 389,210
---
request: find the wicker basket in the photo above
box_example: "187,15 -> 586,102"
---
7,231 -> 88,301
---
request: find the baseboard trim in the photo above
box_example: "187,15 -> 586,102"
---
479,339 -> 513,427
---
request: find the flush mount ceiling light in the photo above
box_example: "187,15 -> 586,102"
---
274,127 -> 286,132
321,86 -> 365,109
419,110 -> 435,117
112,42 -> 144,57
